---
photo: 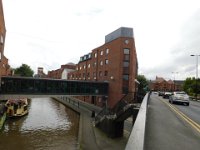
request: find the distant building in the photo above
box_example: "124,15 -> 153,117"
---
68,27 -> 138,108
150,76 -> 183,91
0,0 -> 11,77
34,67 -> 47,78
60,63 -> 76,79
48,63 -> 76,79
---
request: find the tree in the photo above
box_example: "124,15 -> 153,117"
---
137,75 -> 148,96
183,77 -> 200,96
14,64 -> 34,77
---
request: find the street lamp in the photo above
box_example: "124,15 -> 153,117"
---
190,54 -> 200,100
172,72 -> 178,91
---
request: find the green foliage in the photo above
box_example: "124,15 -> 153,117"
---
14,64 -> 34,77
137,75 -> 148,96
183,77 -> 200,95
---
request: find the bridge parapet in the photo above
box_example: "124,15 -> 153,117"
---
125,92 -> 150,150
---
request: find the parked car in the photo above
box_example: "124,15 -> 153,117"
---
153,91 -> 158,95
163,92 -> 172,99
169,91 -> 190,106
158,91 -> 165,96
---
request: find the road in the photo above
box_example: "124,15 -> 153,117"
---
145,93 -> 200,150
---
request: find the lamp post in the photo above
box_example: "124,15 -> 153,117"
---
190,54 -> 200,100
172,72 -> 178,91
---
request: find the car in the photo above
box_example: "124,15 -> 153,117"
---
169,91 -> 190,106
163,92 -> 172,99
153,91 -> 158,95
158,91 -> 165,96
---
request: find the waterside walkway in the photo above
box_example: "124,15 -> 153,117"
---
53,97 -> 131,150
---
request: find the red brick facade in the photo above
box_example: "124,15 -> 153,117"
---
150,76 -> 182,91
48,63 -> 76,79
68,27 -> 138,108
48,68 -> 62,79
0,0 -> 11,77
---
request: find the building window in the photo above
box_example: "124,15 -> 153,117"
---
124,48 -> 130,54
100,50 -> 103,55
83,65 -> 86,69
80,66 -> 82,70
88,53 -> 91,58
99,71 -> 103,77
100,61 -> 103,66
123,62 -> 129,67
104,71 -> 108,76
88,64 -> 90,68
106,48 -> 109,54
123,75 -> 129,80
94,53 -> 97,58
80,57 -> 84,62
93,62 -> 96,67
93,72 -> 96,77
105,59 -> 109,65
124,55 -> 130,61
123,67 -> 129,74
123,87 -> 128,94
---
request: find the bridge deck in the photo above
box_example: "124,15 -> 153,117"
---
145,94 -> 200,150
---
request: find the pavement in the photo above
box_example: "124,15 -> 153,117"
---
53,97 -> 130,150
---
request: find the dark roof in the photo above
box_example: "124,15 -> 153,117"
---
175,80 -> 184,85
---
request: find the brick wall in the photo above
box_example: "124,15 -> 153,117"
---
68,27 -> 138,108
0,0 -> 11,77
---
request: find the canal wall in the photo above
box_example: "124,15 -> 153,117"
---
53,96 -> 129,150
0,103 -> 6,130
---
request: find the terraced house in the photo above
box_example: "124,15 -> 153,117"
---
150,76 -> 183,92
68,27 -> 138,108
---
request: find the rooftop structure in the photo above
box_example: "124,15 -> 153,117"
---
105,27 -> 133,43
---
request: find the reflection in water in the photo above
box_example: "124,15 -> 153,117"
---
0,98 -> 79,150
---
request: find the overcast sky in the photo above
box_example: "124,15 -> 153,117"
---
2,0 -> 200,80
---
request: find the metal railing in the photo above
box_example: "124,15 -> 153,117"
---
95,92 -> 135,125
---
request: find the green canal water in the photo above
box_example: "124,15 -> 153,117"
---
0,98 -> 79,150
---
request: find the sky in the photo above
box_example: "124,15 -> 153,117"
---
2,0 -> 200,80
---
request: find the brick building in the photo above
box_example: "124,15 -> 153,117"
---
150,76 -> 183,91
68,27 -> 138,108
0,0 -> 11,78
48,63 -> 76,79
34,67 -> 47,78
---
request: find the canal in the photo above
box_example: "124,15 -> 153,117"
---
0,98 -> 80,150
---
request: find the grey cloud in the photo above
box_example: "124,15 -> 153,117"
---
167,9 -> 200,79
